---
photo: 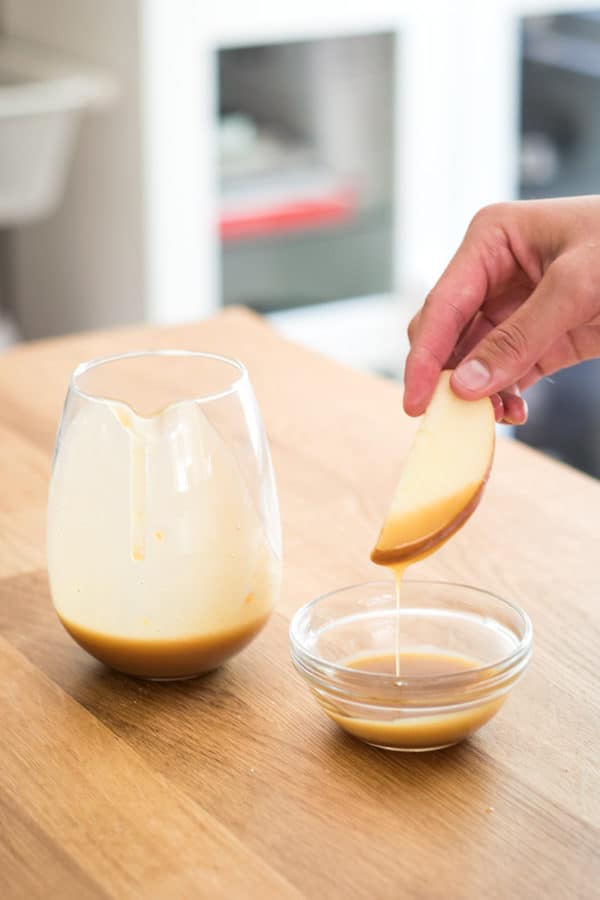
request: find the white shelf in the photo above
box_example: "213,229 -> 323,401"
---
0,38 -> 116,225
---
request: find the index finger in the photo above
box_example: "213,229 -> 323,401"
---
403,244 -> 488,416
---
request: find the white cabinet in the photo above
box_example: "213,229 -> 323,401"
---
3,0 -> 594,358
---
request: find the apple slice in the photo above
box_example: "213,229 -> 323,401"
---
371,371 -> 495,566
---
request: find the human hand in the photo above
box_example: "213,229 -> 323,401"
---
403,196 -> 600,423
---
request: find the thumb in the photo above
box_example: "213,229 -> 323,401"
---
450,264 -> 573,398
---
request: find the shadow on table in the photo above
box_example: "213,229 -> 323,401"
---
314,718 -> 502,810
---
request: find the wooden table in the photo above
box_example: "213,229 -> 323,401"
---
0,309 -> 598,899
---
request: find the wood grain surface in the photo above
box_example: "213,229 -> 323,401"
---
0,308 -> 598,899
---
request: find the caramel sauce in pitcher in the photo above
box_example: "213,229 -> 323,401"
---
58,606 -> 270,680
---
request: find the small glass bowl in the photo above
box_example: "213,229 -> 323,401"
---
289,580 -> 533,752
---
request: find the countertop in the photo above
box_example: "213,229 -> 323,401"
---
0,308 -> 598,899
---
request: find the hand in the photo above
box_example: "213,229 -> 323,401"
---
403,196 -> 600,423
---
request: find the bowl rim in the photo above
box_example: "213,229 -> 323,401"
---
289,578 -> 533,690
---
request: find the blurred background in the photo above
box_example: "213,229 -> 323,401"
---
0,0 -> 599,477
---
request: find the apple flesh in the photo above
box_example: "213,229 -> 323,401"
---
372,371 -> 495,566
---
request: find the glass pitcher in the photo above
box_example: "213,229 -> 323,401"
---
47,350 -> 282,680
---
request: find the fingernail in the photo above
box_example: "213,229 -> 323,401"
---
504,398 -> 529,425
454,359 -> 491,391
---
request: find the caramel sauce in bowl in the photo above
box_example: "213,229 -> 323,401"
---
289,580 -> 532,752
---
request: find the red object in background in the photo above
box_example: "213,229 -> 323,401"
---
219,187 -> 357,241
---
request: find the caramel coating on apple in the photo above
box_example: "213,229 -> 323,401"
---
371,370 -> 495,569
371,480 -> 485,566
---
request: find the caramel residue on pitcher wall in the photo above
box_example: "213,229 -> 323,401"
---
109,402 -> 148,562
129,431 -> 147,562
114,408 -> 132,430
371,481 -> 484,566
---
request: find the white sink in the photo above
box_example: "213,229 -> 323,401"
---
0,39 -> 116,226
